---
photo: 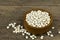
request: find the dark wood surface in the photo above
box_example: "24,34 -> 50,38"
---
0,0 -> 59,6
0,0 -> 60,40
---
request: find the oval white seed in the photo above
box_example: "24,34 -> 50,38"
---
32,38 -> 35,40
24,31 -> 27,33
21,26 -> 23,29
34,36 -> 37,38
49,31 -> 52,33
30,36 -> 33,38
48,33 -> 50,36
32,35 -> 37,38
22,33 -> 25,36
26,32 -> 30,35
58,31 -> 60,34
47,32 -> 50,36
52,27 -> 55,29
13,27 -> 17,29
9,23 -> 12,26
14,22 -> 16,25
50,34 -> 54,37
25,36 -> 28,39
15,31 -> 18,33
40,36 -> 44,39
13,31 -> 16,33
12,24 -> 15,27
7,26 -> 9,29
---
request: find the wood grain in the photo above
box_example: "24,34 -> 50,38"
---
0,0 -> 59,6
0,6 -> 60,40
0,0 -> 60,40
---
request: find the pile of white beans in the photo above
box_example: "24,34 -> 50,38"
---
7,22 -> 37,40
26,10 -> 50,28
6,22 -> 60,40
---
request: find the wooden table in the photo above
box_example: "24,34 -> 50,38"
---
0,0 -> 60,40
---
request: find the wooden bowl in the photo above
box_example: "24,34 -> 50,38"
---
24,8 -> 53,35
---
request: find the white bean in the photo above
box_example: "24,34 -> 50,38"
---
58,31 -> 60,34
50,34 -> 54,37
25,36 -> 28,39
